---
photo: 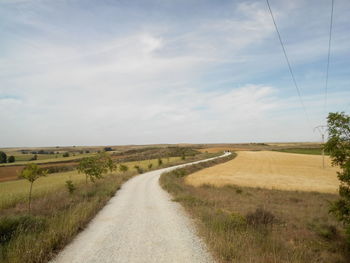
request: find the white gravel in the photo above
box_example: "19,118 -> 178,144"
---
51,154 -> 229,263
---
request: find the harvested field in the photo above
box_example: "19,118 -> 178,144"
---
198,142 -> 322,153
186,151 -> 339,193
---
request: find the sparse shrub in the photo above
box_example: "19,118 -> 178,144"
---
62,152 -> 70,157
65,180 -> 76,195
148,163 -> 153,169
134,165 -> 144,174
30,154 -> 38,161
309,222 -> 338,240
158,158 -> 163,166
7,156 -> 15,163
246,208 -> 276,226
119,164 -> 128,173
236,188 -> 243,194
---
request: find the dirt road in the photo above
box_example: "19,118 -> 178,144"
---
52,155 -> 229,263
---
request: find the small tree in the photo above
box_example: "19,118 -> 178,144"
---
20,164 -> 46,213
65,180 -> 76,195
78,156 -> 107,184
8,155 -> 15,163
119,164 -> 128,173
63,152 -> 70,157
0,151 -> 7,163
158,158 -> 163,166
324,112 -> 350,242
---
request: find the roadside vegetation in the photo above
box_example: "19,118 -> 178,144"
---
160,153 -> 349,263
0,146 -> 217,263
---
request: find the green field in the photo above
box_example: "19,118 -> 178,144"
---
0,152 -> 96,166
0,157 -> 181,210
273,147 -> 327,155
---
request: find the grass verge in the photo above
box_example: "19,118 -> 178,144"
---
0,172 -> 133,263
160,153 -> 349,263
0,152 -> 219,263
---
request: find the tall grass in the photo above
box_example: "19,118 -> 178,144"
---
0,152 -> 218,262
160,154 -> 349,263
0,173 -> 133,263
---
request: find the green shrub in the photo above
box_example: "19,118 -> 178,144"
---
65,180 -> 76,195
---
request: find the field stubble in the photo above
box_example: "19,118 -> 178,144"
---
186,151 -> 339,193
160,155 -> 348,262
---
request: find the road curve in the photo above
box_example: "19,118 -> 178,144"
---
51,153 -> 230,263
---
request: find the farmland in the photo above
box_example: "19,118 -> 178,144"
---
186,151 -> 339,193
0,145 -> 218,263
161,151 -> 349,262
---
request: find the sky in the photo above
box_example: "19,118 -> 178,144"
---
0,0 -> 349,147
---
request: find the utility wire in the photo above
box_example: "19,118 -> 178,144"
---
266,0 -> 313,130
324,0 -> 334,119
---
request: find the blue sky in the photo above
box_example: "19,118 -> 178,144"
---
0,0 -> 349,147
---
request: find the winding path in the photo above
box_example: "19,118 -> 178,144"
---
52,153 -> 229,263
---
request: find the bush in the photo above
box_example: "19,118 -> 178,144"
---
148,163 -> 153,169
7,156 -> 15,163
62,152 -> 70,157
104,147 -> 113,152
119,164 -> 128,173
134,165 -> 144,174
246,208 -> 276,226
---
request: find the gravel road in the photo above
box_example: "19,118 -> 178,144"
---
51,153 -> 229,263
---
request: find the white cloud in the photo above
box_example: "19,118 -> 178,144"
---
1,0 -> 349,146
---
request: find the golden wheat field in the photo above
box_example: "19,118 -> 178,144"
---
186,151 -> 340,193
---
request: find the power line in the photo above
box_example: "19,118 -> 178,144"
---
266,0 -> 312,129
324,0 -> 334,119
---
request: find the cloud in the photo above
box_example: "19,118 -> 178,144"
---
0,0 -> 349,146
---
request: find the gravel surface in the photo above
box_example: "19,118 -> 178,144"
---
51,154 -> 229,263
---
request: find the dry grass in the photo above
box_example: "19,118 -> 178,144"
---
160,156 -> 349,263
0,152 -> 218,263
0,157 -> 183,210
186,151 -> 339,193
